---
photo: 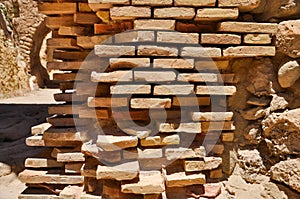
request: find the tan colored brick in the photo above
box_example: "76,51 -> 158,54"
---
25,158 -> 63,168
154,85 -> 194,95
184,157 -> 222,172
132,0 -> 172,5
110,6 -> 151,20
79,3 -> 93,12
175,0 -> 216,6
110,58 -> 150,69
153,59 -> 194,69
159,122 -> 201,133
131,98 -> 172,109
88,3 -> 113,12
219,0 -> 260,12
39,3 -> 77,15
162,134 -> 180,145
134,19 -> 175,30
172,97 -> 210,106
141,134 -> 180,146
196,86 -> 236,95
97,135 -> 138,151
114,31 -> 155,43
57,152 -> 85,162
181,47 -> 222,58
77,35 -> 111,49
138,148 -> 163,159
177,73 -> 218,82
223,46 -> 276,57
165,147 -> 206,160
31,123 -> 51,135
96,10 -> 110,23
110,85 -> 151,94
157,32 -> 199,44
192,112 -> 234,121
134,71 -> 176,82
243,34 -> 271,44
95,45 -> 135,57
91,71 -> 132,83
47,38 -> 79,50
195,60 -> 229,70
74,12 -> 101,25
58,26 -> 91,36
96,161 -> 139,181
195,8 -> 238,21
45,16 -> 75,29
222,132 -> 235,142
89,0 -> 130,4
154,7 -> 195,19
218,22 -> 278,33
165,171 -> 206,187
88,97 -> 128,108
138,45 -> 178,57
201,33 -> 241,44
26,135 -> 44,147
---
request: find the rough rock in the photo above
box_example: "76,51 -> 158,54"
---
269,94 -> 289,112
244,124 -> 262,144
262,108 -> 300,156
270,158 -> 300,192
278,61 -> 300,88
277,20 -> 300,58
240,107 -> 266,120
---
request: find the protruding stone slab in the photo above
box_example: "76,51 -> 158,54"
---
153,59 -> 194,69
96,161 -> 139,181
110,6 -> 151,20
138,148 -> 163,159
154,7 -> 195,19
25,158 -> 63,168
219,0 -> 261,12
121,171 -> 165,194
110,85 -> 151,95
138,45 -> 178,57
131,98 -> 172,109
134,19 -> 175,30
164,171 -> 206,187
154,85 -> 194,95
97,135 -> 138,151
195,8 -> 239,21
57,152 -> 85,162
201,33 -> 241,44
31,123 -> 52,135
141,134 -> 180,146
134,71 -> 176,82
218,22 -> 278,33
181,47 -> 222,58
159,123 -> 201,133
184,157 -> 222,172
165,147 -> 206,160
26,135 -> 45,147
196,86 -> 236,95
110,58 -> 150,69
88,97 -> 128,108
192,112 -> 234,121
223,46 -> 276,57
157,32 -> 199,44
91,71 -> 132,83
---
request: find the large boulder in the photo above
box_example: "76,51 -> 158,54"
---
277,20 -> 300,58
278,61 -> 300,88
270,158 -> 300,192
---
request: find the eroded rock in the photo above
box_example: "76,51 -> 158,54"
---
278,61 -> 300,88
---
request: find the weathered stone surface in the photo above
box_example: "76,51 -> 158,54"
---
132,0 -> 172,5
38,3 -> 77,15
0,163 -> 11,177
195,60 -> 229,70
244,34 -> 271,44
269,94 -> 288,112
157,32 -> 199,44
202,183 -> 222,198
89,0 -> 129,4
110,85 -> 151,94
138,45 -> 178,57
114,31 -> 155,43
26,135 -> 45,147
223,46 -> 276,57
270,158 -> 300,192
110,58 -> 150,69
159,122 -> 201,133
195,8 -> 239,21
153,59 -> 194,69
31,123 -> 52,135
241,107 -> 266,120
65,163 -> 83,174
154,85 -> 194,95
201,33 -> 241,44
181,47 -> 222,58
204,157 -> 222,170
138,148 -> 163,159
110,6 -> 151,20
165,171 -> 206,187
134,19 -> 175,30
77,35 -> 111,49
165,147 -> 206,160
192,112 -> 234,121
177,73 -> 218,82
96,161 -> 139,181
218,22 -> 278,33
154,7 -> 195,19
59,185 -> 83,199
173,97 -> 210,106
121,171 -> 165,194
120,125 -> 151,139
95,45 -> 135,57
134,71 -> 176,82
210,169 -> 223,179
278,60 -> 300,88
57,152 -> 85,162
91,71 -> 132,83
196,86 -> 236,95
97,135 -> 138,151
219,0 -> 261,12
88,97 -> 128,108
131,98 -> 171,109
174,0 -> 215,6
25,158 -> 63,168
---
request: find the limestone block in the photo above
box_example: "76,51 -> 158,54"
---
110,6 -> 151,20
154,7 -> 195,19
153,59 -> 194,69
195,8 -> 239,21
97,135 -> 138,151
134,71 -> 176,82
134,19 -> 176,30
223,46 -> 276,57
138,45 -> 178,57
218,22 -> 278,33
154,85 -> 195,95
131,98 -> 172,109
110,85 -> 151,95
157,32 -> 199,44
201,33 -> 241,44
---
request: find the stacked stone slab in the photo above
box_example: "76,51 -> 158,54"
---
18,0 -> 278,198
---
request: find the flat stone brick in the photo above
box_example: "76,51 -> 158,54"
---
110,6 -> 151,20
195,8 -> 239,21
89,0 -> 129,4
219,0 -> 260,12
134,19 -> 175,30
159,122 -> 201,133
25,158 -> 63,168
222,132 -> 235,142
77,35 -> 111,49
154,7 -> 195,19
201,33 -> 241,44
196,86 -> 236,95
88,97 -> 128,108
177,73 -> 218,82
88,3 -> 113,12
131,98 -> 172,109
132,0 -> 172,5
96,161 -> 139,181
91,71 -> 132,83
154,85 -> 195,95
195,60 -> 229,70
204,157 -> 222,170
59,26 -> 91,36
243,34 -> 271,44
202,183 -> 222,198
138,148 -> 163,159
153,59 -> 194,69
39,3 -> 77,15
31,123 -> 51,135
94,22 -> 133,34
201,121 -> 235,131
218,22 -> 278,33
172,97 -> 210,106
57,152 -> 85,162
110,58 -> 150,69
175,0 -> 215,6
165,147 -> 206,160
134,71 -> 176,82
110,85 -> 151,95
65,163 -> 83,174
192,112 -> 234,121
181,47 -> 222,58
97,135 -> 138,151
114,31 -> 155,43
223,46 -> 276,57
162,134 -> 180,145
141,134 -> 180,146
165,171 -> 206,187
157,32 -> 199,44
138,45 -> 178,57
95,45 -> 135,57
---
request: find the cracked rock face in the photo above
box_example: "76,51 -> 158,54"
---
270,158 -> 300,192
